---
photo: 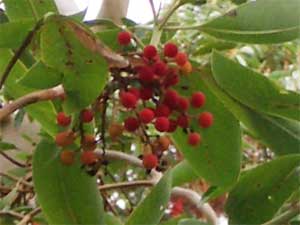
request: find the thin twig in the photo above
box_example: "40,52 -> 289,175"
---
262,203 -> 300,225
0,151 -> 27,168
0,210 -> 24,219
0,172 -> 33,188
0,19 -> 44,90
149,0 -> 158,24
99,180 -> 154,191
17,207 -> 41,225
158,0 -> 182,30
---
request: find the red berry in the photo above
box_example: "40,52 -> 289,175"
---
164,42 -> 178,57
139,108 -> 155,124
191,92 -> 206,108
140,87 -> 153,100
55,131 -> 75,147
177,96 -> 189,111
155,117 -> 170,132
60,150 -> 75,165
143,154 -> 158,169
168,119 -> 177,132
177,114 -> 189,128
153,61 -> 168,77
124,117 -> 140,132
143,45 -> 157,59
138,66 -> 155,83
128,87 -> 140,99
81,109 -> 94,123
120,92 -> 138,108
163,89 -> 179,109
175,52 -> 188,66
117,31 -> 131,46
155,104 -> 171,117
80,151 -> 97,165
199,112 -> 214,128
164,73 -> 179,87
188,132 -> 201,146
56,112 -> 71,127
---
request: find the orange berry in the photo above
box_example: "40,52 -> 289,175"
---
108,123 -> 124,140
55,131 -> 76,147
60,150 -> 75,165
180,61 -> 193,75
158,136 -> 171,151
81,134 -> 97,151
80,151 -> 97,165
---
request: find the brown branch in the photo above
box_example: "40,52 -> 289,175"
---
0,85 -> 64,122
0,172 -> 33,188
0,151 -> 27,168
0,210 -> 24,219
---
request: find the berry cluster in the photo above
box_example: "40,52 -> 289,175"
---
54,31 -> 214,172
55,109 -> 98,167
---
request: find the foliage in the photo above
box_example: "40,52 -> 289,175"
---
0,0 -> 299,225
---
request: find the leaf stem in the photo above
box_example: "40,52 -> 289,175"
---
158,0 -> 182,30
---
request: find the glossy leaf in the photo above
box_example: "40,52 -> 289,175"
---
200,0 -> 300,43
40,16 -> 109,111
225,154 -> 300,224
172,71 -> 241,187
125,170 -> 173,225
172,160 -> 198,187
0,20 -> 35,48
202,69 -> 300,155
33,139 -> 104,224
212,51 -> 300,121
18,61 -> 63,89
3,0 -> 57,21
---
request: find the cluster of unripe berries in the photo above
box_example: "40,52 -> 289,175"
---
55,109 -> 98,167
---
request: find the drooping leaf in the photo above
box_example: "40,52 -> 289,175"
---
202,68 -> 300,155
225,154 -> 300,224
40,16 -> 109,111
125,170 -> 173,225
172,160 -> 199,187
18,61 -> 63,89
33,139 -> 104,224
211,51 -> 300,121
172,71 -> 241,187
0,20 -> 35,48
200,0 -> 300,43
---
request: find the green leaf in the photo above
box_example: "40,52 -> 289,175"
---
0,49 -> 58,136
3,0 -> 57,21
172,71 -> 241,187
200,0 -> 300,43
0,141 -> 17,151
225,154 -> 300,224
33,139 -> 104,224
125,170 -> 173,225
18,61 -> 63,89
172,160 -> 198,187
40,16 -> 109,111
211,51 -> 300,121
0,20 -> 35,48
178,218 -> 209,225
201,69 -> 300,155
104,213 -> 123,225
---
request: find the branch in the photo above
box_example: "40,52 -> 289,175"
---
95,149 -> 218,225
0,151 -> 27,168
17,207 -> 41,225
0,85 -> 64,122
262,203 -> 300,225
99,180 -> 154,191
